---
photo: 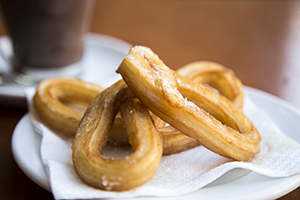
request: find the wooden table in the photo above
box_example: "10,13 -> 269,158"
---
1,0 -> 300,199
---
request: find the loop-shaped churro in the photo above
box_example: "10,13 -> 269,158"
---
33,78 -> 129,143
160,61 -> 244,154
33,78 -> 104,137
177,61 -> 244,109
117,46 -> 261,161
32,78 -> 196,153
72,80 -> 163,191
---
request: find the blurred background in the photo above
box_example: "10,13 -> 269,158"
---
91,0 -> 300,108
1,0 -> 300,107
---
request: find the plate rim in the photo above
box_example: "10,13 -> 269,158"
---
11,86 -> 300,199
0,32 -> 132,100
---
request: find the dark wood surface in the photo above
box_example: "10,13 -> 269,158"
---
1,1 -> 300,199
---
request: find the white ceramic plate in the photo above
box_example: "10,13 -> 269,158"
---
11,85 -> 300,199
0,33 -> 131,106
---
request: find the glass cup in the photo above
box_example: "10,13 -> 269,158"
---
0,0 -> 94,85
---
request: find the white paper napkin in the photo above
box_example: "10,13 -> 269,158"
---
25,88 -> 300,200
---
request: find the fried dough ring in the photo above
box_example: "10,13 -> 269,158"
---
158,61 -> 244,155
32,78 -> 195,153
72,80 -> 163,191
177,61 -> 244,109
160,61 -> 244,155
117,45 -> 261,161
33,78 -> 129,143
33,78 -> 105,137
